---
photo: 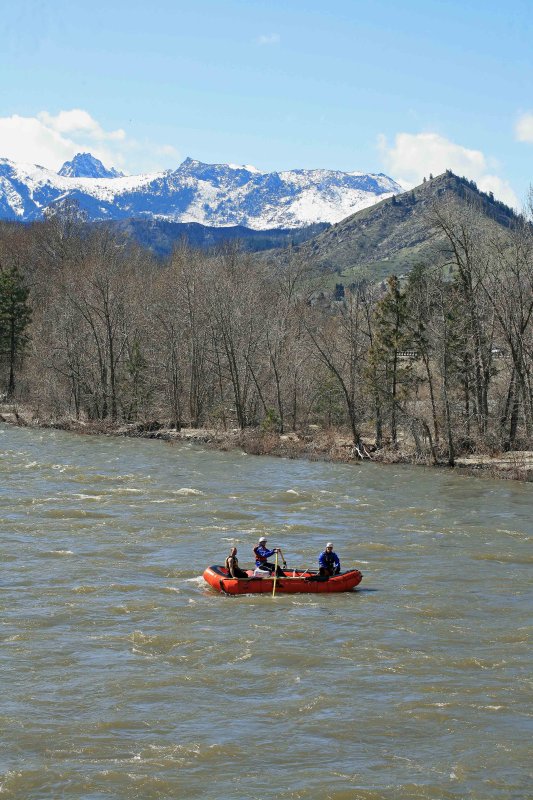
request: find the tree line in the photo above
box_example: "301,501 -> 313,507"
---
0,190 -> 532,464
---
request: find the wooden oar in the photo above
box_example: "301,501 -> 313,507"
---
272,551 -> 279,597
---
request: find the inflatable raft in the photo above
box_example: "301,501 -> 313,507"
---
203,566 -> 363,595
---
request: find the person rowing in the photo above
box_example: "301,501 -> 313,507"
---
253,536 -> 286,576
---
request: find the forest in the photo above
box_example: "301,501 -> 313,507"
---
1,191 -> 532,468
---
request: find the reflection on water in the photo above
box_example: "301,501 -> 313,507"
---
1,423 -> 532,799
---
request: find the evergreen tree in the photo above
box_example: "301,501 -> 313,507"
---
370,275 -> 411,447
0,266 -> 32,398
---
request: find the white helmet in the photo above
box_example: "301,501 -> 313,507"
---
326,542 -> 333,548
259,536 -> 267,543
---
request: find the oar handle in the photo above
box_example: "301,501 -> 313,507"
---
272,551 -> 279,597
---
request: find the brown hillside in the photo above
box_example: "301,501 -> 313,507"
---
284,171 -> 519,281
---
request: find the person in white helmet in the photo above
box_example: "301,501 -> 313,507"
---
318,542 -> 341,577
253,536 -> 285,576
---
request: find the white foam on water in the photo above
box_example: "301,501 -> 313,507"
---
32,496 -> 61,503
111,605 -> 131,615
48,549 -> 74,556
185,576 -> 205,587
199,525 -> 229,532
232,648 -> 252,662
173,487 -> 203,495
131,648 -> 156,658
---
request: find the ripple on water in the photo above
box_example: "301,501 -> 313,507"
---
40,508 -> 115,519
1,423 -> 532,800
473,552 -> 533,564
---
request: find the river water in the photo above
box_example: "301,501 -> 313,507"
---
1,423 -> 531,799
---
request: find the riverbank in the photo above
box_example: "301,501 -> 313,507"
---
2,403 -> 533,482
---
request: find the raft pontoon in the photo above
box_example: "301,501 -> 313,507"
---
203,566 -> 363,595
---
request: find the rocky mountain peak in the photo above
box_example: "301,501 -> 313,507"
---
58,152 -> 123,179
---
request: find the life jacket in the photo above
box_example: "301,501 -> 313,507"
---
225,554 -> 239,572
321,550 -> 336,569
253,545 -> 268,564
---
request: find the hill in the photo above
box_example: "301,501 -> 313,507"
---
107,219 -> 330,256
283,172 -> 519,281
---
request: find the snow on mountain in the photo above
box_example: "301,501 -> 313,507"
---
0,153 -> 402,228
58,152 -> 124,178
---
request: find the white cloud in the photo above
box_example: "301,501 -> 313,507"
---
256,33 -> 280,45
0,114 -> 74,169
378,131 -> 519,209
38,109 -> 126,141
515,112 -> 533,143
155,143 -> 181,158
0,110 -> 179,174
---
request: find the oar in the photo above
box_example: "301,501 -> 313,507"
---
299,567 -> 317,580
278,548 -> 287,569
272,551 -> 279,597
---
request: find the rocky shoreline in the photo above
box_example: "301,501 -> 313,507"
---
2,404 -> 533,482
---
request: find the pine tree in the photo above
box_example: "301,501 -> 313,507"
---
0,266 -> 32,399
370,275 -> 411,447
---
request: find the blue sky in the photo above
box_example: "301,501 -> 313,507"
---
1,0 -> 531,207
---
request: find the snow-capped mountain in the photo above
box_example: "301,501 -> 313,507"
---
0,153 -> 402,229
58,152 -> 124,179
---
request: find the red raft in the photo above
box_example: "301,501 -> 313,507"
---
203,566 -> 363,595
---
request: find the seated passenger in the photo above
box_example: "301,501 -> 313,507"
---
225,546 -> 249,579
318,542 -> 341,577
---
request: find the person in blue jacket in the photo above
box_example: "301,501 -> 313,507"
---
253,536 -> 285,576
318,542 -> 341,577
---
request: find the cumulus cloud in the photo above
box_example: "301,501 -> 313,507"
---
515,112 -> 533,143
256,33 -> 280,45
38,109 -> 126,141
378,131 -> 519,209
0,109 -> 179,174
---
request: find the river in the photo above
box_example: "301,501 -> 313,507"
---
1,423 -> 531,799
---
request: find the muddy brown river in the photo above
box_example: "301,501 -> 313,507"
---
1,423 -> 531,799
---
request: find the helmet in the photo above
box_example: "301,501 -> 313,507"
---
326,542 -> 333,548
258,536 -> 267,543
